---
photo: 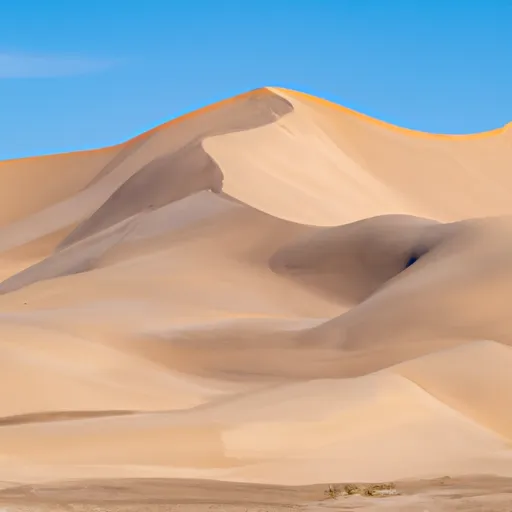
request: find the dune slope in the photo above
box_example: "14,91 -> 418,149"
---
0,87 -> 512,489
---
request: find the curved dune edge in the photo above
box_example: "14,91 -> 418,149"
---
271,86 -> 512,139
0,87 -> 511,492
0,88 -> 276,166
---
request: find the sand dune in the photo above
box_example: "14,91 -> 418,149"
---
1,87 -> 512,509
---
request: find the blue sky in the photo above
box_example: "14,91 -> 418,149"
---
0,0 -> 511,160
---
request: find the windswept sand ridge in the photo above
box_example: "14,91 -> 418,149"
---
0,86 -> 512,500
0,89 -> 291,254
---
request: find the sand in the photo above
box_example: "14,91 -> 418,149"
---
0,87 -> 511,510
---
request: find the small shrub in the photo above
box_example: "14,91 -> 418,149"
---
344,483 -> 361,495
365,482 -> 398,496
324,484 -> 342,499
327,482 -> 399,498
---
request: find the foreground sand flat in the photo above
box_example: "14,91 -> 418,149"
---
0,475 -> 512,511
0,87 -> 512,509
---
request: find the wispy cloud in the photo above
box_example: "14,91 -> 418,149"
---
0,52 -> 114,78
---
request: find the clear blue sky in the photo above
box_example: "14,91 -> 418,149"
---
1,0 -> 511,160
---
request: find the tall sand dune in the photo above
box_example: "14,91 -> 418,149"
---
1,87 -> 512,508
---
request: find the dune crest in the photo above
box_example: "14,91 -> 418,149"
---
0,86 -> 512,492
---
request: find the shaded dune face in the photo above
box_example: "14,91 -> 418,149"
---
270,214 -> 441,305
0,216 -> 138,295
85,89 -> 294,188
57,144 -> 223,249
301,216 -> 512,351
59,90 -> 293,248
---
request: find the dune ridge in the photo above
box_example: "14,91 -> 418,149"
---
0,86 -> 512,496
